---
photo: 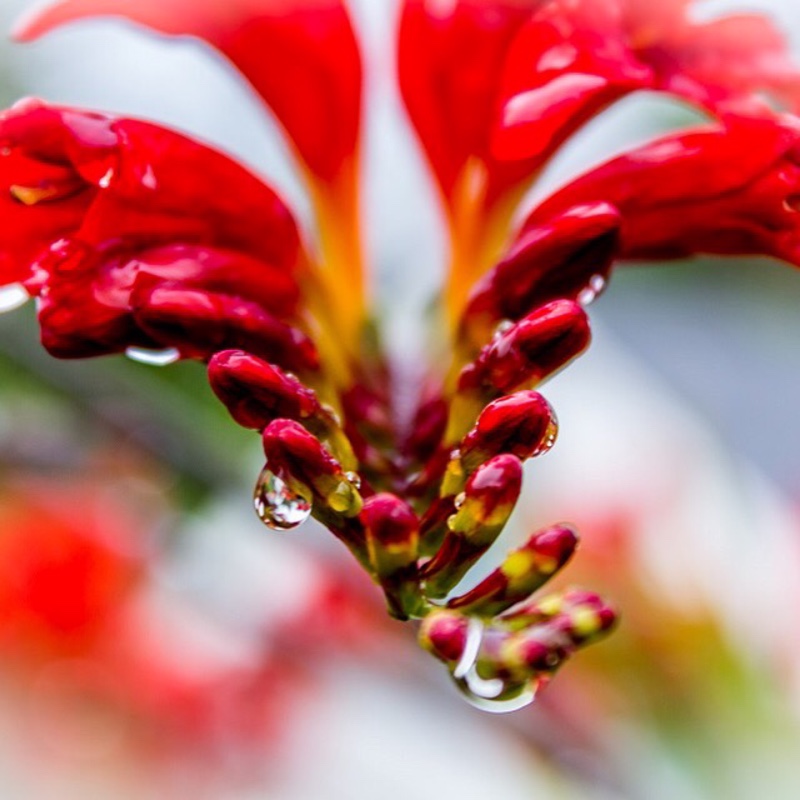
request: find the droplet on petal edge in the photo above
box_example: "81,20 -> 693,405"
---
124,346 -> 181,366
448,619 -> 537,713
345,471 -> 362,490
492,319 -> 514,341
532,409 -> 559,456
577,274 -> 607,307
254,465 -> 313,531
98,168 -> 114,188
0,283 -> 30,313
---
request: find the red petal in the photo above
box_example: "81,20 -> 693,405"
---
397,0 -> 532,204
0,100 -> 309,359
530,114 -> 800,267
16,0 -> 363,181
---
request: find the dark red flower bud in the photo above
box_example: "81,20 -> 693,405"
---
458,391 -> 557,476
208,350 -> 324,431
418,609 -> 471,665
362,493 -> 420,581
132,283 -> 319,372
261,419 -> 362,518
499,588 -> 613,628
424,454 -> 523,596
499,597 -> 618,677
461,203 -> 619,343
448,524 -> 578,615
458,299 -> 591,394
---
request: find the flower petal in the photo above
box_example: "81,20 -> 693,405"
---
398,0 -> 532,204
14,0 -> 363,181
529,114 -> 800,267
0,100 -> 309,360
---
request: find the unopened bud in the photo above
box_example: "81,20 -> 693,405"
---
449,524 -> 578,615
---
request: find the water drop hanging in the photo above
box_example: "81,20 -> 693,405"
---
532,407 -> 559,456
254,465 -> 313,531
448,619 -> 538,713
124,346 -> 181,366
577,274 -> 607,307
0,283 -> 30,314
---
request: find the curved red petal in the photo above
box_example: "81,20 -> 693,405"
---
529,114 -> 800,267
397,0 -> 532,204
0,100 -> 308,360
16,0 -> 363,181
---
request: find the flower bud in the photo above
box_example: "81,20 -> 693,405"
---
423,454 -> 522,596
459,391 -> 557,474
418,609 -> 471,665
133,283 -> 320,372
262,419 -> 362,517
448,524 -> 578,616
362,493 -> 419,580
458,300 -> 591,394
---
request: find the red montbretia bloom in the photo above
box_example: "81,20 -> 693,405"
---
1,0 -> 800,712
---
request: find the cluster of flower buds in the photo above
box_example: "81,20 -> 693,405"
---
2,0 -> 800,710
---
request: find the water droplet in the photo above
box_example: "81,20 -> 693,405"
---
532,408 -> 559,456
0,283 -> 30,313
98,168 -> 114,188
492,319 -> 514,341
124,346 -> 181,366
140,165 -> 158,191
453,491 -> 466,510
253,466 -> 312,530
345,471 -> 361,490
577,274 -> 607,307
449,619 -> 538,713
321,403 -> 342,427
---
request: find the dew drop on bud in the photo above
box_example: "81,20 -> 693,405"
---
453,491 -> 466,510
532,409 -> 559,456
98,168 -> 114,188
577,274 -> 607,307
321,402 -> 342,427
0,283 -> 30,314
124,346 -> 181,366
492,319 -> 514,341
253,466 -> 312,531
345,471 -> 362,490
448,618 -> 538,713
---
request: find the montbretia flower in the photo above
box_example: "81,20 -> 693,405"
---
1,0 -> 800,712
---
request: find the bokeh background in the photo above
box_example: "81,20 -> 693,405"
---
1,0 -> 800,798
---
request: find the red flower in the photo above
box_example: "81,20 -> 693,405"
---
15,0 -> 363,185
3,0 -> 800,712
398,0 -> 800,316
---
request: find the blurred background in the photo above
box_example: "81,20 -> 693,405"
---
1,0 -> 800,797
